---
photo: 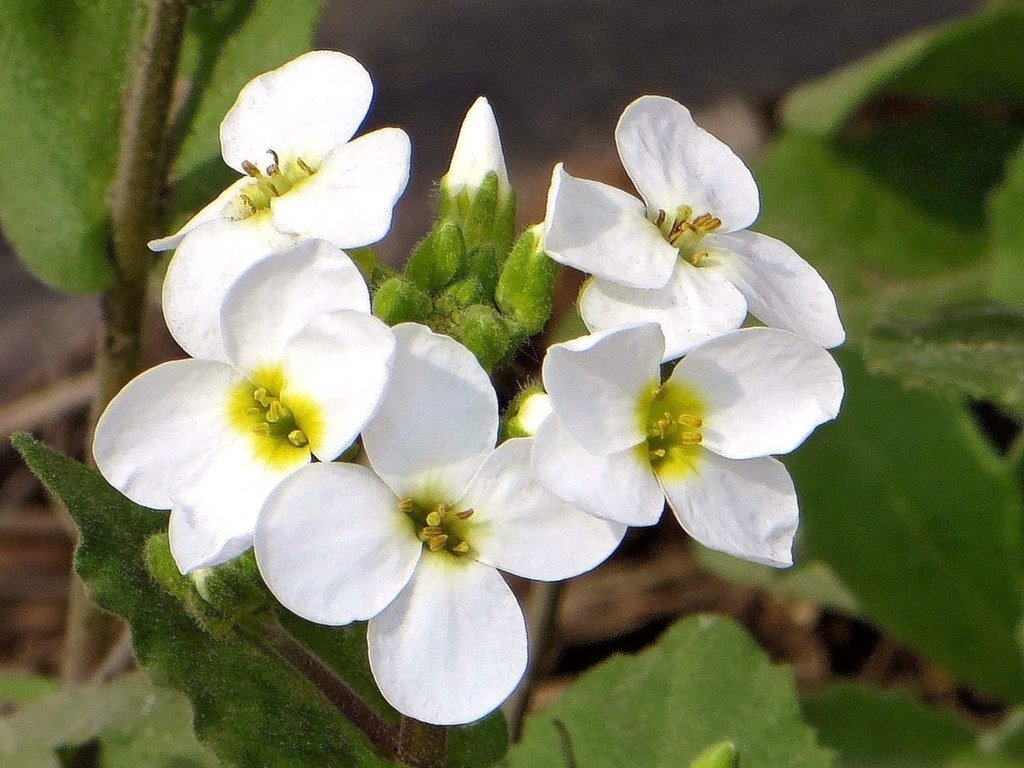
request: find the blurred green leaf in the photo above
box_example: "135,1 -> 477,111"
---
0,675 -> 59,711
864,303 -> 1024,417
0,672 -> 217,768
802,683 -> 979,767
12,434 -> 395,768
502,615 -> 833,768
0,0 -> 137,292
167,0 -> 324,228
787,349 -> 1024,702
990,140 -> 1024,307
782,5 -> 1024,135
757,106 -> 1024,341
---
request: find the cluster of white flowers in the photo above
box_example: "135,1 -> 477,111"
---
93,50 -> 844,726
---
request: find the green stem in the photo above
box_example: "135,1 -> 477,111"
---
505,580 -> 564,740
66,0 -> 189,686
397,717 -> 447,768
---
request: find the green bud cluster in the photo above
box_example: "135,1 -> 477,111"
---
372,172 -> 557,371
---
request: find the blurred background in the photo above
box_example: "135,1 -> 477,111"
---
8,0 -> 1024,763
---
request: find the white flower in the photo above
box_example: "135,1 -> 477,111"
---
443,96 -> 509,200
544,95 -> 844,360
93,240 -> 395,574
532,323 -> 844,567
254,324 -> 624,725
151,51 -> 410,358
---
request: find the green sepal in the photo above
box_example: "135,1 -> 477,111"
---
690,742 -> 740,768
496,226 -> 557,336
452,305 -> 511,371
465,245 -> 501,297
440,172 -> 516,256
372,276 -> 433,325
500,381 -> 546,440
405,222 -> 467,293
144,534 -> 235,639
441,276 -> 490,307
347,246 -> 380,284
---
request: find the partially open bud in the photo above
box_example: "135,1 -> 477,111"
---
443,97 -> 510,201
503,386 -> 552,439
496,224 -> 557,336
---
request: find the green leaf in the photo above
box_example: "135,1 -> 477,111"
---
0,0 -> 136,292
0,675 -> 60,710
781,5 -> 1024,135
0,672 -> 217,768
756,106 -> 1024,341
864,302 -> 1024,417
12,434 -> 394,768
801,683 -> 979,767
689,742 -> 740,768
166,0 -> 324,228
990,139 -> 1024,306
786,349 -> 1024,702
502,615 -> 833,768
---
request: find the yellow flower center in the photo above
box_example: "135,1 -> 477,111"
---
637,379 -> 706,478
651,204 -> 722,266
229,150 -> 316,219
227,365 -> 323,468
398,498 -> 476,557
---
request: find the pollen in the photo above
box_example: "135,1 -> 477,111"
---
399,498 -> 476,558
637,380 -> 706,478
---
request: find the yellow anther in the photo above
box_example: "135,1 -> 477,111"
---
679,430 -> 703,444
266,400 -> 290,423
675,204 -> 694,222
253,387 -> 270,406
287,429 -> 308,448
427,534 -> 449,552
678,414 -> 703,427
397,498 -> 415,513
242,160 -> 261,177
421,526 -> 444,537
692,213 -> 722,234
452,541 -> 470,554
455,508 -> 475,521
650,448 -> 667,459
655,209 -> 667,227
296,157 -> 313,175
425,509 -> 443,527
251,423 -> 271,436
239,194 -> 256,213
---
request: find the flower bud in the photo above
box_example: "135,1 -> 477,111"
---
496,224 -> 557,336
453,304 -> 511,370
443,97 -> 509,201
373,276 -> 433,325
406,222 -> 467,292
502,386 -> 552,439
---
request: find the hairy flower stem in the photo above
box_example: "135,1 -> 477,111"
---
505,580 -> 564,741
65,0 -> 190,686
397,717 -> 447,768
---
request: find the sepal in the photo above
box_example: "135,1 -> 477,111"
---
372,276 -> 433,325
496,225 -> 557,336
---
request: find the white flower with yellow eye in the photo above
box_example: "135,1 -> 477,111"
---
93,240 -> 395,574
532,323 -> 844,567
151,51 -> 410,360
544,95 -> 844,360
254,323 -> 624,726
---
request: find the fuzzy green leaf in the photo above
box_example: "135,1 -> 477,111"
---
990,139 -> 1024,307
12,434 -> 394,768
503,616 -> 833,768
0,0 -> 137,292
787,349 -> 1024,702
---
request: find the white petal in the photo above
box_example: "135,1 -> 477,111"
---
543,164 -> 678,289
368,555 -> 527,725
162,217 -> 295,362
541,324 -> 662,455
532,417 -> 664,526
669,328 -> 844,459
444,96 -> 509,196
270,128 -> 411,249
93,360 -> 240,510
706,230 -> 845,348
148,177 -> 251,252
462,439 -> 625,580
615,95 -> 759,233
659,451 -> 798,567
580,260 -> 748,361
168,437 -> 308,573
254,463 -> 421,625
220,50 -> 373,172
220,239 -> 371,375
362,323 -> 498,501
279,310 -> 396,461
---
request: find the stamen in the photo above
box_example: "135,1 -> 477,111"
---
266,400 -> 290,423
421,526 -> 444,536
425,508 -> 444,527
650,448 -> 667,459
242,160 -> 261,177
397,498 -> 415,513
251,423 -> 270,436
679,430 -> 703,444
452,541 -> 470,554
654,209 -> 667,227
427,534 -> 449,551
691,213 -> 722,234
455,509 -> 475,521
239,194 -> 257,213
678,414 -> 703,427
266,149 -> 281,176
296,157 -> 313,175
287,429 -> 308,447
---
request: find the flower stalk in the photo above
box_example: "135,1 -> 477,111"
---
397,717 -> 447,768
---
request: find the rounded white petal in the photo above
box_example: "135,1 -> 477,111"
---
706,230 -> 845,348
669,328 -> 844,459
532,416 -> 664,526
541,324 -> 663,455
279,310 -> 396,461
368,555 -> 527,725
659,451 -> 798,568
148,177 -> 251,252
580,261 -> 748,362
270,127 -> 411,249
362,323 -> 498,501
168,437 -> 308,573
445,96 -> 509,196
162,217 -> 295,362
543,164 -> 678,289
462,439 -> 625,580
254,463 -> 421,625
615,95 -> 760,233
220,50 -> 373,172
93,359 -> 240,510
220,239 -> 371,374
